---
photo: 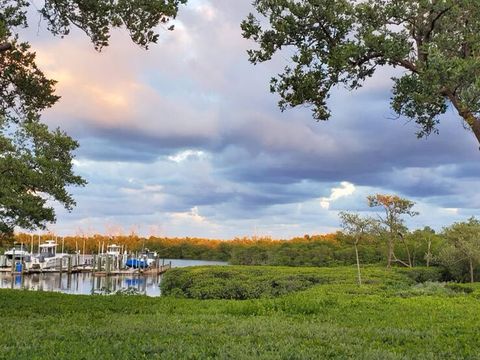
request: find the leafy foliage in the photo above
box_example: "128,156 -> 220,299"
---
39,0 -> 187,50
368,194 -> 418,267
339,211 -> 378,284
242,0 -> 480,144
0,123 -> 85,235
437,217 -> 480,282
161,266 -> 327,299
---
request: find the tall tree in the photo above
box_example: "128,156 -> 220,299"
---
440,217 -> 480,283
367,194 -> 418,268
409,226 -> 438,267
241,0 -> 480,147
339,211 -> 377,285
0,1 -> 186,239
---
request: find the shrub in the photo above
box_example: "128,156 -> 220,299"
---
397,282 -> 454,297
161,266 -> 327,299
397,267 -> 443,283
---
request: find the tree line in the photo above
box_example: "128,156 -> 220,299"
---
6,193 -> 480,283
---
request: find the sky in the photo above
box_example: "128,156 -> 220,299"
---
24,0 -> 480,238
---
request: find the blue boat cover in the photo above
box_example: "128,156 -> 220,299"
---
125,258 -> 149,269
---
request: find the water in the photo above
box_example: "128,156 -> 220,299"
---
0,259 -> 227,297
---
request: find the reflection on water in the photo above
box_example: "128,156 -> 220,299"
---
0,273 -> 162,296
0,259 -> 227,297
166,259 -> 228,268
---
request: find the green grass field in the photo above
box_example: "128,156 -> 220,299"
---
1,266 -> 479,359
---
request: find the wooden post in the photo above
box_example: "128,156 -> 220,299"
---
11,247 -> 15,274
92,255 -> 96,276
67,256 -> 72,274
82,237 -> 86,269
106,256 -> 110,276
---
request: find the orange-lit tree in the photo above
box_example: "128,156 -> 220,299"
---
367,194 -> 418,268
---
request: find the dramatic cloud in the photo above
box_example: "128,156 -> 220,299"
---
22,0 -> 480,238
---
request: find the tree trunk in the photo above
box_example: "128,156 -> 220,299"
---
469,258 -> 475,283
354,241 -> 362,286
446,92 -> 480,147
387,232 -> 393,268
398,233 -> 412,267
426,239 -> 431,267
404,241 -> 412,268
469,117 -> 480,146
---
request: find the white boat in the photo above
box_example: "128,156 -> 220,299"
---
106,244 -> 122,257
140,249 -> 158,267
28,240 -> 69,271
3,243 -> 30,267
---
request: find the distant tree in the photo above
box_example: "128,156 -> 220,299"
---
409,226 -> 439,267
0,1 -> 186,237
242,0 -> 480,147
339,211 -> 377,285
439,217 -> 480,283
367,194 -> 418,268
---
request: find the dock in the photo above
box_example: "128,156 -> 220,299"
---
0,255 -> 172,276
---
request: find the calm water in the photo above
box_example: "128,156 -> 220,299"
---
0,259 -> 227,297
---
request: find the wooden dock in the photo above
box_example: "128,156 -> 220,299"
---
0,260 -> 172,276
88,264 -> 171,277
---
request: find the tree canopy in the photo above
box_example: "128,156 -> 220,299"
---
440,217 -> 480,283
241,0 -> 480,146
368,194 -> 418,267
339,211 -> 377,284
0,0 -> 186,236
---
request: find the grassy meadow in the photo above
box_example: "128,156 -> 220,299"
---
1,265 -> 480,359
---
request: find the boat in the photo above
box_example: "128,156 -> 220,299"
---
142,249 -> 158,267
106,244 -> 122,257
27,240 -> 69,271
3,243 -> 30,267
125,249 -> 157,269
125,258 -> 149,269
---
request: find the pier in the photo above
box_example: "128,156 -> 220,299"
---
0,252 -> 172,276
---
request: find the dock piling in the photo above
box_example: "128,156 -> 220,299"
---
92,255 -> 96,276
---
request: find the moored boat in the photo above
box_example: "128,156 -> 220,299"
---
125,248 -> 157,269
2,243 -> 30,267
27,240 -> 69,271
106,244 -> 123,257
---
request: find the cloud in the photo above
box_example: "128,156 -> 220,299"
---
168,150 -> 206,163
19,0 -> 480,238
320,182 -> 356,209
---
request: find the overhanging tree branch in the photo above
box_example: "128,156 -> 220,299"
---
0,43 -> 12,53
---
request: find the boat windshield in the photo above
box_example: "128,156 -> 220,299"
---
141,251 -> 156,259
40,245 -> 56,257
13,244 -> 25,251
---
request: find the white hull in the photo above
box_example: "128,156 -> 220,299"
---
27,254 -> 69,270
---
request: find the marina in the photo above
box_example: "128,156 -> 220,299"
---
0,256 -> 227,297
0,241 -> 172,276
